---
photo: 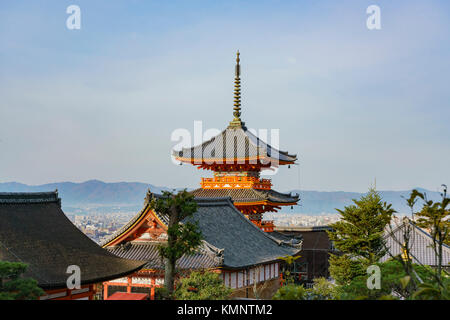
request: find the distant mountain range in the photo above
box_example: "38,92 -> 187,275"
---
0,180 -> 175,205
0,180 -> 443,215
284,189 -> 443,215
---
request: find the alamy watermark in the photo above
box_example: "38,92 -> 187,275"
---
66,5 -> 81,30
366,5 -> 381,30
366,265 -> 381,290
66,265 -> 81,290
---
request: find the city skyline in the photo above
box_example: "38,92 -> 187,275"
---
1,1 -> 450,193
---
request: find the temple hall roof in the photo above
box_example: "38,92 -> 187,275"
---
381,218 -> 450,267
0,192 -> 146,289
107,241 -> 223,270
104,194 -> 301,270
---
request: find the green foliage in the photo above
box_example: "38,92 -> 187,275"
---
328,188 -> 395,262
272,284 -> 307,300
174,271 -> 232,300
338,260 -> 435,300
412,276 -> 450,300
152,190 -> 202,263
159,221 -> 203,263
401,189 -> 450,299
0,261 -> 44,300
307,277 -> 340,300
278,255 -> 301,285
328,188 -> 394,285
410,189 -> 449,242
409,188 -> 449,254
273,279 -> 340,300
328,254 -> 366,286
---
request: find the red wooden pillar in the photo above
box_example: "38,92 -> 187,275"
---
279,270 -> 283,286
150,278 -> 155,300
89,284 -> 94,300
103,283 -> 108,299
127,277 -> 132,293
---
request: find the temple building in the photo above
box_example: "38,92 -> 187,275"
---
381,217 -> 450,271
0,191 -> 145,300
102,192 -> 301,299
173,51 -> 299,232
274,226 -> 335,284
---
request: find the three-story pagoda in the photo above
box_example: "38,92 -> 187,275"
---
174,52 -> 299,232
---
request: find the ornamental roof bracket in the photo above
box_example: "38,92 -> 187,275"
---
198,240 -> 225,265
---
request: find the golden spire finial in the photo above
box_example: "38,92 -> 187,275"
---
229,50 -> 244,128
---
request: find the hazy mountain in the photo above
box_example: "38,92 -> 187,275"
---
280,188 -> 444,215
0,180 -> 178,206
0,181 -> 444,215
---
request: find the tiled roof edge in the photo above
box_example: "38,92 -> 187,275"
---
0,191 -> 61,205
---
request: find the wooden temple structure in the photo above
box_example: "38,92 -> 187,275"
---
274,226 -> 334,283
173,51 -> 299,232
102,194 -> 302,299
0,191 -> 145,300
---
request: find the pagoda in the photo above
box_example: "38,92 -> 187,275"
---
174,51 -> 299,232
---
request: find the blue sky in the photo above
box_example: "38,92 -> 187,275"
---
0,0 -> 449,192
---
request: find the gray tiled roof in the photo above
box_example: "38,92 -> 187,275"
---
106,241 -> 223,270
381,219 -> 450,267
191,188 -> 299,204
270,231 -> 303,247
174,126 -> 297,164
0,191 -> 60,204
0,192 -> 146,289
105,194 -> 300,269
181,197 -> 300,268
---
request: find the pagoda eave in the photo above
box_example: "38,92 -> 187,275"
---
176,157 -> 295,170
234,200 -> 298,207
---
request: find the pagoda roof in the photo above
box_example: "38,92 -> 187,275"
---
104,194 -> 301,269
0,192 -> 146,289
174,126 -> 297,166
190,188 -> 299,205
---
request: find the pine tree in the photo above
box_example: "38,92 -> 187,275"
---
0,261 -> 44,300
174,271 -> 232,300
149,189 -> 203,298
327,188 -> 395,285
